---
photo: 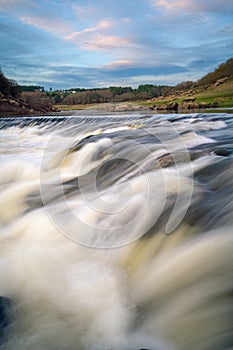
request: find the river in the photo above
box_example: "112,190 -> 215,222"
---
0,112 -> 233,350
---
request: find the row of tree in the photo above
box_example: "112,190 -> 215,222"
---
19,85 -> 45,92
45,58 -> 233,104
55,85 -> 171,105
1,57 -> 232,106
0,70 -> 20,98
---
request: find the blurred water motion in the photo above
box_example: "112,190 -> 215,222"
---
0,112 -> 233,350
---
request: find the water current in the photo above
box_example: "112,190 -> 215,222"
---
0,112 -> 233,350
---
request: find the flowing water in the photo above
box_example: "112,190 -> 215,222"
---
0,112 -> 233,350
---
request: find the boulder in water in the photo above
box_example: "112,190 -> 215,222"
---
0,296 -> 13,343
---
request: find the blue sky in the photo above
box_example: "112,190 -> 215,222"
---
0,0 -> 233,89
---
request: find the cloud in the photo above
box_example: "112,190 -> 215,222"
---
155,0 -> 194,12
85,36 -> 130,50
0,17 -> 54,59
72,3 -> 95,18
0,0 -> 32,11
101,64 -> 188,78
3,60 -> 189,90
19,15 -> 72,36
0,0 -> 74,37
105,60 -> 134,69
153,0 -> 233,14
65,19 -> 131,50
65,19 -> 113,39
1,0 -> 232,89
197,0 -> 233,13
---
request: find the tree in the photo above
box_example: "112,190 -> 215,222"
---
0,70 -> 11,96
9,79 -> 20,98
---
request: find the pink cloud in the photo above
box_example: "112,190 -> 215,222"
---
105,60 -> 134,69
155,0 -> 197,13
108,60 -> 134,65
83,35 -> 130,50
65,19 -> 131,51
19,15 -> 72,36
96,35 -> 129,47
65,19 -> 114,41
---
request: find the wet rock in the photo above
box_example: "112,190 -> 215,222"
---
156,102 -> 179,111
0,297 -> 12,329
0,296 -> 13,344
214,148 -> 231,157
149,151 -> 204,170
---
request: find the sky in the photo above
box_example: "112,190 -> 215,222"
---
0,0 -> 233,90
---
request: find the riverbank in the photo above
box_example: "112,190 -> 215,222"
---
1,77 -> 233,117
54,77 -> 233,114
142,76 -> 233,109
0,93 -> 57,118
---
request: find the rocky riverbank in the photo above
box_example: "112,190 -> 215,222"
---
85,102 -> 149,112
0,93 -> 57,117
150,98 -> 219,112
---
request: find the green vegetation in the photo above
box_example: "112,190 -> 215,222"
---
0,69 -> 20,98
141,72 -> 233,109
195,78 -> 233,107
47,57 -> 233,108
197,58 -> 233,86
0,71 -> 55,115
1,57 -> 233,114
45,84 -> 167,106
19,85 -> 44,92
141,83 -> 233,109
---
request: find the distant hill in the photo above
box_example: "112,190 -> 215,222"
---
197,58 -> 233,86
144,58 -> 233,110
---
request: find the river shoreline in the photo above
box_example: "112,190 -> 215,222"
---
1,101 -> 233,118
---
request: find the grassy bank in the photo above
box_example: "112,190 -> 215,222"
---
53,78 -> 233,112
195,86 -> 233,107
141,78 -> 233,109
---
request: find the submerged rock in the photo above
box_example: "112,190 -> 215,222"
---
214,148 -> 231,157
0,296 -> 13,344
